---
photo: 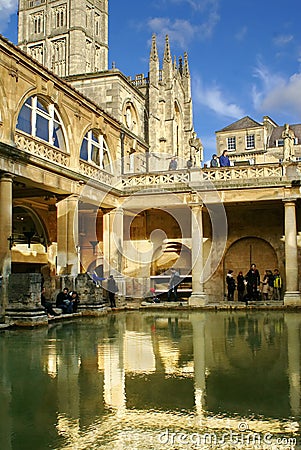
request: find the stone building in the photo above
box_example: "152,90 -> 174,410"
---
215,115 -> 301,165
0,1 -> 301,325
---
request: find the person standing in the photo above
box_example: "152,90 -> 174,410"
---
273,269 -> 282,300
219,150 -> 231,167
245,264 -> 260,301
237,271 -> 245,302
226,270 -> 236,301
107,275 -> 118,308
210,154 -> 219,167
169,157 -> 177,170
167,268 -> 181,301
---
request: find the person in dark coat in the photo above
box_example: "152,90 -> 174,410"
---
107,275 -> 118,308
167,268 -> 181,301
245,264 -> 260,301
237,271 -> 245,302
68,291 -> 80,313
41,287 -> 59,317
56,287 -> 73,313
219,150 -> 231,167
226,270 -> 236,301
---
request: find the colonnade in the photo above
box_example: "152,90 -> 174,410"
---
1,172 -> 301,310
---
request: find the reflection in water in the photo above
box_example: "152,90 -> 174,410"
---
0,311 -> 300,449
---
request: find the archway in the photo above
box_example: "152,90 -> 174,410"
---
224,236 -> 278,281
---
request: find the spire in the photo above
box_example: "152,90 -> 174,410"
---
150,34 -> 158,62
149,34 -> 159,87
173,55 -> 177,70
184,52 -> 190,77
163,35 -> 171,63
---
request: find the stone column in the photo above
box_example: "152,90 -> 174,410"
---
56,195 -> 79,278
103,208 -> 125,296
283,199 -> 301,305
189,203 -> 207,306
0,173 -> 13,314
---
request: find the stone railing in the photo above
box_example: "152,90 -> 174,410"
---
15,131 -> 70,167
201,164 -> 284,181
120,170 -> 190,189
120,164 -> 286,190
79,160 -> 116,185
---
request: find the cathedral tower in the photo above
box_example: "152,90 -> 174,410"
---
18,0 -> 108,77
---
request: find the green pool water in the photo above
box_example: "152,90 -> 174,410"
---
0,311 -> 300,449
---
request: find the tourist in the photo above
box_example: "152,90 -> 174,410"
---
226,270 -> 235,301
245,263 -> 260,301
107,275 -> 118,308
56,287 -> 73,314
219,150 -> 231,167
261,270 -> 270,301
273,269 -> 282,300
167,268 -> 181,301
237,271 -> 245,302
41,287 -> 59,318
210,154 -> 219,167
169,157 -> 177,170
267,270 -> 274,300
68,291 -> 80,313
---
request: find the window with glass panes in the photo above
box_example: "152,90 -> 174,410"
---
227,137 -> 236,150
246,134 -> 255,149
16,96 -> 66,151
80,130 -> 112,171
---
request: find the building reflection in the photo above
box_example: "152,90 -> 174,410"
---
0,312 -> 300,449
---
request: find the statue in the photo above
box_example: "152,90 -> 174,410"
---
282,124 -> 295,161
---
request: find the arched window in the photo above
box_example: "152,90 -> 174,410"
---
16,95 -> 67,151
80,129 -> 112,171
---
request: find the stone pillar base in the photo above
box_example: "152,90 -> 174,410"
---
284,291 -> 301,306
5,309 -> 48,327
189,293 -> 208,307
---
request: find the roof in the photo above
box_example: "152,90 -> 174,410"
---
268,124 -> 301,148
216,116 -> 262,133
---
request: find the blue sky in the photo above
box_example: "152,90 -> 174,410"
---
1,0 -> 301,162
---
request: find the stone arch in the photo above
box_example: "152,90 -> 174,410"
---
122,99 -> 139,135
224,236 -> 278,281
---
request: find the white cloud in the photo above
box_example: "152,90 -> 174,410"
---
235,26 -> 247,41
192,75 -> 245,119
147,0 -> 220,47
0,0 -> 18,33
252,61 -> 301,117
273,34 -> 294,46
147,17 -> 197,49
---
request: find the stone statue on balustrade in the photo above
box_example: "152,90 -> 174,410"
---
189,132 -> 203,167
282,124 -> 295,162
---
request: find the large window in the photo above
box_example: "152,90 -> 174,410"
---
227,137 -> 236,151
16,96 -> 67,151
80,129 -> 112,171
246,134 -> 255,149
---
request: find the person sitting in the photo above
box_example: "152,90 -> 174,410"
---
56,287 -> 73,314
68,291 -> 80,313
41,287 -> 59,318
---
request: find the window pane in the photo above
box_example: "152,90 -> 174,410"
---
80,139 -> 88,160
91,130 -> 99,143
16,104 -> 31,134
37,99 -> 48,113
91,144 -> 100,165
53,122 -> 65,150
36,113 -> 49,141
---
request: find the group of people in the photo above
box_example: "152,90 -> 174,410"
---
210,150 -> 231,167
41,286 -> 80,317
55,288 -> 80,314
226,264 -> 282,303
